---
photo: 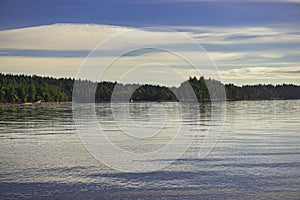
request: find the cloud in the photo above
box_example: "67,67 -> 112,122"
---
220,66 -> 300,85
221,66 -> 300,80
0,23 -> 202,51
0,56 -> 82,78
1,23 -> 299,51
0,23 -> 130,51
207,52 -> 247,61
0,23 -> 299,85
172,26 -> 300,45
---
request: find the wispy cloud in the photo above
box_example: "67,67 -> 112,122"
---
222,66 -> 300,77
173,26 -> 300,45
0,24 -> 130,50
0,56 -> 82,78
221,66 -> 300,85
1,24 -> 299,51
0,23 -> 299,85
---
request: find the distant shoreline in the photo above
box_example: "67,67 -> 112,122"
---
1,99 -> 300,105
1,101 -> 72,105
1,73 -> 300,103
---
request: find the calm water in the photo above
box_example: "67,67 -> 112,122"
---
0,101 -> 299,199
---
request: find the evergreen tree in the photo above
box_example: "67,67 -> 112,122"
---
0,73 -> 300,103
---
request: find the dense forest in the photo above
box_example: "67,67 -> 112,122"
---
0,73 -> 300,103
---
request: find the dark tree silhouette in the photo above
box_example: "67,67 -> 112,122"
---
0,73 -> 299,103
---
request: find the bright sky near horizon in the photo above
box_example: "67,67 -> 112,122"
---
0,0 -> 299,86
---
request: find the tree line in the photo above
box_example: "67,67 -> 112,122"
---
0,73 -> 299,103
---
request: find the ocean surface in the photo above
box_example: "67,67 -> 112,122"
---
0,100 -> 299,199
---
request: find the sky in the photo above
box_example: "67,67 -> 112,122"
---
0,0 -> 300,86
